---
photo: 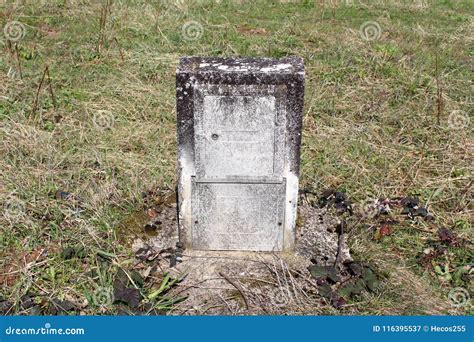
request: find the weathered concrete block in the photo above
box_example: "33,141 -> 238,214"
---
176,57 -> 304,251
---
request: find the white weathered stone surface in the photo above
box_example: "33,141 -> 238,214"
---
176,57 -> 304,251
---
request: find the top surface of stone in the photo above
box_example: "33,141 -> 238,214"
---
177,56 -> 304,75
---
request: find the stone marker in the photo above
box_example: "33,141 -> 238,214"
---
176,57 -> 304,251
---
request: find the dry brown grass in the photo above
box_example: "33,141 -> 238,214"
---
0,0 -> 472,315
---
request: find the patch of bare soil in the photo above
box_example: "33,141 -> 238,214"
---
127,192 -> 352,315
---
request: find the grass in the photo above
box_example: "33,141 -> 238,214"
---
0,0 -> 472,315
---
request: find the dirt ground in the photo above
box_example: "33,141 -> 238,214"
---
127,193 -> 352,315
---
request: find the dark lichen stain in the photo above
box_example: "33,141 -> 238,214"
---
117,210 -> 155,247
118,192 -> 177,247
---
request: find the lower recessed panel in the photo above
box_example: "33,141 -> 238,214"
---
191,180 -> 286,251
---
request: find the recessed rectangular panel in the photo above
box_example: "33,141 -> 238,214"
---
194,85 -> 286,180
192,180 -> 286,251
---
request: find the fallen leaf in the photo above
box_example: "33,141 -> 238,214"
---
113,268 -> 141,308
339,278 -> 366,298
374,224 -> 392,240
401,197 -> 419,208
147,208 -> 159,219
330,292 -> 346,308
308,265 -> 340,283
438,228 -> 458,246
51,299 -> 76,312
113,287 -> 140,308
414,207 -> 428,217
361,267 -> 380,292
400,197 -> 432,220
346,262 -> 363,277
317,282 -> 332,298
417,246 -> 446,268
130,270 -> 144,288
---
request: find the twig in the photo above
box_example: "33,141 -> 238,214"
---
30,66 -> 48,121
15,44 -> 23,79
7,40 -> 13,55
283,260 -> 301,303
334,221 -> 345,267
279,257 -> 290,294
113,37 -> 124,62
30,65 -> 58,122
45,65 -> 57,109
218,271 -> 249,310
435,51 -> 443,125
199,296 -> 236,315
216,292 -> 235,314
97,0 -> 112,54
